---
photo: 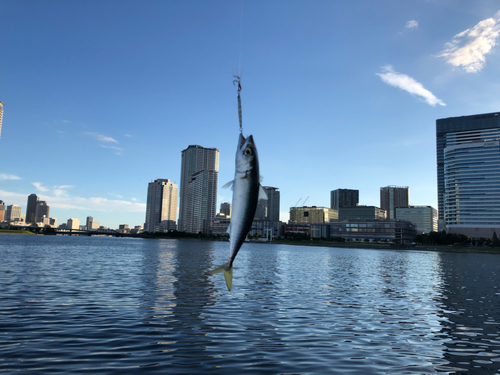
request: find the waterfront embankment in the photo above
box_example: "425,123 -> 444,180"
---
0,230 -> 35,235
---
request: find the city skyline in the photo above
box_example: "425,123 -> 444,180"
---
2,2 -> 500,228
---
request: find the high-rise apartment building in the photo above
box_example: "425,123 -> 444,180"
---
0,200 -> 5,221
6,205 -> 22,222
437,112 -> 500,237
380,186 -> 409,220
144,179 -> 178,233
0,101 -> 4,137
178,145 -> 219,234
255,186 -> 280,221
26,194 -> 39,224
330,189 -> 359,210
86,216 -> 93,230
35,201 -> 50,222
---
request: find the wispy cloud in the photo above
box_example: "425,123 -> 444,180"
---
376,65 -> 446,107
405,20 -> 418,29
85,132 -> 118,143
0,174 -> 21,181
32,182 -> 49,192
124,134 -> 132,138
437,11 -> 500,73
0,189 -> 146,213
101,145 -> 124,155
97,135 -> 118,143
101,145 -> 123,151
33,182 -> 73,196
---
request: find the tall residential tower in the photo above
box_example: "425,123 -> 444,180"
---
178,145 -> 219,233
144,179 -> 178,233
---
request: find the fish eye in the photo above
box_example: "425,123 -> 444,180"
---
244,147 -> 253,156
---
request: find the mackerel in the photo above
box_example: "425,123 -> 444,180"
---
208,133 -> 266,291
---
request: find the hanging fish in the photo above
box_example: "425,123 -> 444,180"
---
207,133 -> 267,291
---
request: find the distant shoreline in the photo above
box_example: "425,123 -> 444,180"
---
266,239 -> 500,254
2,229 -> 499,254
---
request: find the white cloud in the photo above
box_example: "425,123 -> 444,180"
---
376,65 -> 446,107
124,134 -> 132,138
101,145 -> 123,151
85,132 -> 118,143
0,189 -> 146,213
0,174 -> 21,181
53,185 -> 73,197
405,20 -> 418,29
101,145 -> 123,155
97,135 -> 118,143
33,183 -> 73,197
32,182 -> 49,192
437,11 -> 500,73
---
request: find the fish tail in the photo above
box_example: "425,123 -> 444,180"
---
207,263 -> 233,291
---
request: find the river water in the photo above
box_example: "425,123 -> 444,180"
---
1,235 -> 499,374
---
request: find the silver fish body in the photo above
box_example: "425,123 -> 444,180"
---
208,133 -> 265,291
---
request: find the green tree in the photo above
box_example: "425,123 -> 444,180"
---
492,231 -> 500,247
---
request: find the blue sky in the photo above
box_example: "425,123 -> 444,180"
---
2,0 -> 500,229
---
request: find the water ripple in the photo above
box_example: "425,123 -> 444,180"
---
1,236 -> 500,373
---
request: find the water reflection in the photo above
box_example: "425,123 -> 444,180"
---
436,252 -> 500,372
1,236 -> 500,373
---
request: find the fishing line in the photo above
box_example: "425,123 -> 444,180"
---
238,0 -> 243,74
234,0 -> 244,135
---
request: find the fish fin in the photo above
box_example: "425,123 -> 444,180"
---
222,180 -> 234,190
259,185 -> 268,200
207,263 -> 233,291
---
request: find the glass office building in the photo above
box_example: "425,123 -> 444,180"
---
437,112 -> 500,237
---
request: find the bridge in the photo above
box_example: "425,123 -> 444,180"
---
41,227 -> 130,237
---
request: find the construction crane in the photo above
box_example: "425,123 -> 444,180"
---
293,197 -> 302,208
302,196 -> 309,206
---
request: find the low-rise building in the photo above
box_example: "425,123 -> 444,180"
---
249,220 -> 283,240
211,213 -> 231,236
338,206 -> 386,220
290,206 -> 338,224
67,218 -> 80,230
158,220 -> 176,232
330,219 -> 416,244
395,206 -> 438,234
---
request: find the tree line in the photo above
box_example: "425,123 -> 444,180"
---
413,230 -> 500,247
